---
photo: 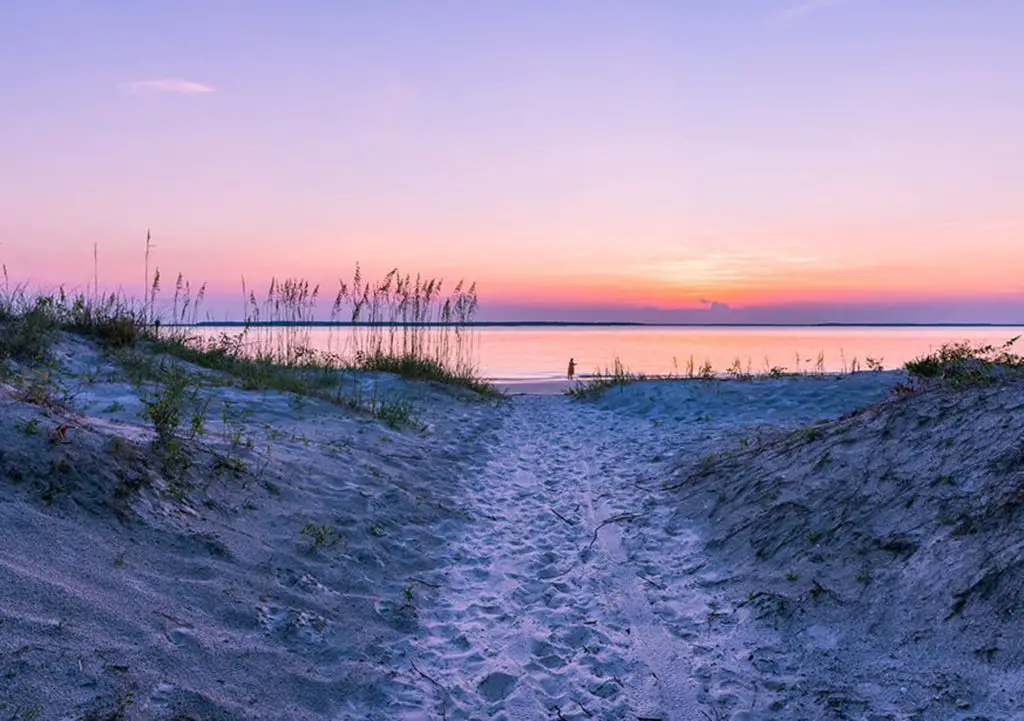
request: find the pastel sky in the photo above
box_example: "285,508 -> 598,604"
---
1,1 -> 1022,322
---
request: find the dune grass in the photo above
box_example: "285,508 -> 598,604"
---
905,336 -> 1024,383
154,265 -> 496,395
564,348 -> 894,400
0,261 -> 498,401
0,267 -> 142,363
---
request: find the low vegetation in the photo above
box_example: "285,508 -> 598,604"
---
565,358 -> 648,399
905,336 -> 1024,383
0,255 -> 502,495
1,257 -> 497,416
565,349 -> 889,400
154,266 -> 497,397
1,270 -> 141,364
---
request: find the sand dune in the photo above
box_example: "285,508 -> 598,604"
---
1,335 -> 1020,719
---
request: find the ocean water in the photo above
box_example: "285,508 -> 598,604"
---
194,325 -> 1023,382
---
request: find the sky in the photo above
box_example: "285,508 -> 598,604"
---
1,0 -> 1022,323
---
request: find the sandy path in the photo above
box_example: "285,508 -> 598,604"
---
0,339 -> 909,719
406,396 -> 715,720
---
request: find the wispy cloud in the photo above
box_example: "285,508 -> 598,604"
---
128,78 -> 215,95
782,0 -> 842,19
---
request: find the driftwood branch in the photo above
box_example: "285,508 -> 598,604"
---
550,508 -> 576,526
410,661 -> 449,721
587,513 -> 640,551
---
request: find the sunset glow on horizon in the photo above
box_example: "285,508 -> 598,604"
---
2,1 -> 1022,323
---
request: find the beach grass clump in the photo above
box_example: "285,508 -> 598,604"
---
13,362 -> 74,410
151,330 -> 339,396
135,264 -> 496,402
138,360 -> 213,476
0,301 -> 58,362
60,291 -> 142,349
0,280 -> 61,361
565,357 -> 647,399
905,336 -> 1024,384
372,396 -> 419,429
300,522 -> 336,552
159,265 -> 495,395
353,350 -> 496,395
1,258 -> 490,399
333,267 -> 494,394
141,362 -> 191,449
1,272 -> 143,361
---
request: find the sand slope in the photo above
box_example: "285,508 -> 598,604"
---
649,376 -> 1024,720
2,337 -> 1020,719
0,335 -> 501,719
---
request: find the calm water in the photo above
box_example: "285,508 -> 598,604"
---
196,325 -> 1022,381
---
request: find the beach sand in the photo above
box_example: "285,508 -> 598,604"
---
1,334 -> 1021,719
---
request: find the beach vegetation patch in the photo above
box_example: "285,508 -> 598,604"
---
372,396 -> 420,429
138,360 -> 210,477
565,357 -> 647,399
14,362 -> 74,410
905,336 -> 1024,384
149,266 -> 498,405
300,522 -> 335,551
1,271 -> 142,363
2,257 -> 497,434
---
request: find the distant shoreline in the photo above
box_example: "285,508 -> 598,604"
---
186,321 -> 1024,329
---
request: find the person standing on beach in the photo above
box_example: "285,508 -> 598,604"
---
567,357 -> 576,380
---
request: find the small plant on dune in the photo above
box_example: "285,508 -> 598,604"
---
373,396 -> 420,429
15,706 -> 44,721
300,522 -> 334,551
214,401 -> 254,473
889,381 -> 919,396
16,417 -> 40,435
189,401 -> 210,438
865,356 -> 885,372
726,357 -> 752,381
140,361 -> 207,478
697,360 -> 715,380
813,350 -> 825,375
905,336 -> 1024,384
141,362 -> 190,448
14,361 -> 73,409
